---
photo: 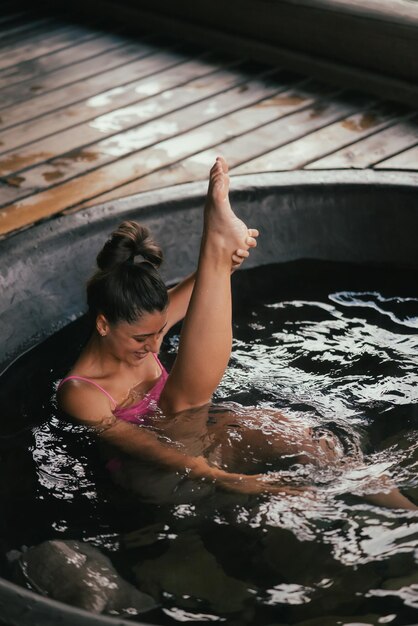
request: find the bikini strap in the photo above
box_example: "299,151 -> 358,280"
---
58,375 -> 117,409
152,353 -> 168,379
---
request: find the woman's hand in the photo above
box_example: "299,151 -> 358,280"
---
209,466 -> 310,497
231,229 -> 259,272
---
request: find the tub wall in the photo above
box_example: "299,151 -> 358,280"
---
1,171 -> 418,373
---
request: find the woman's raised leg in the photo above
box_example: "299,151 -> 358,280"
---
159,157 -> 257,414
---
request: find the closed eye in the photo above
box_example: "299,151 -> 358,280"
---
133,322 -> 167,342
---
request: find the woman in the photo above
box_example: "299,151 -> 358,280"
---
58,158 -> 416,508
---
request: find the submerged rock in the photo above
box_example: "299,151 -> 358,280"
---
293,614 -> 382,626
134,530 -> 254,613
13,539 -> 157,616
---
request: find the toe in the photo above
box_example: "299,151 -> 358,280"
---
216,155 -> 229,173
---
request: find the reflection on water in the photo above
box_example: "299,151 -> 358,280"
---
0,261 -> 417,625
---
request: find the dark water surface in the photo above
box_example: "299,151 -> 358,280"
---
0,261 -> 418,626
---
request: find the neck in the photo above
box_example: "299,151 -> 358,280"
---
85,332 -> 139,377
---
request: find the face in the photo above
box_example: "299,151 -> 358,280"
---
97,309 -> 168,364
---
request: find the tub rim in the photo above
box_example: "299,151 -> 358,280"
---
4,168 -> 418,243
1,168 -> 418,626
2,167 -> 418,376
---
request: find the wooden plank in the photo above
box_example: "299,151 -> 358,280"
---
283,0 -> 418,24
0,71 -> 317,231
306,115 -> 418,169
77,85 -> 368,207
0,52 -> 228,152
0,17 -> 53,42
0,177 -> 36,206
0,22 -> 98,71
0,70 -> 318,234
0,12 -> 26,27
0,32 -> 131,90
0,39 -> 158,107
109,0 -> 418,30
0,68 -> 298,205
0,15 -> 56,41
0,45 -> 182,130
0,16 -> 67,47
75,0 -> 418,107
231,102 -> 403,174
0,59 -> 254,175
374,144 -> 418,170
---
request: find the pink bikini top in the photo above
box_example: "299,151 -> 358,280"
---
58,353 -> 168,424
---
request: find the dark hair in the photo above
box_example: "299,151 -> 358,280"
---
87,221 -> 168,324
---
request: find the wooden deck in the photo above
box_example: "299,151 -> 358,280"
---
0,4 -> 417,238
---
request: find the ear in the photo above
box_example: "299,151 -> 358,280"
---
96,314 -> 110,337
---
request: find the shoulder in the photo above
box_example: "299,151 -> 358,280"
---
57,378 -> 114,426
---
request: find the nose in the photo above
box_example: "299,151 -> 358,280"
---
145,334 -> 160,353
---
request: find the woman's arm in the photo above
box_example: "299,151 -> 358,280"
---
97,416 -> 304,495
59,385 -> 303,496
166,272 -> 196,330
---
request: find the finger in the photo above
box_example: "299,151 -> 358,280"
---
216,155 -> 228,172
231,256 -> 242,265
248,228 -> 259,238
235,249 -> 249,258
246,237 -> 258,248
272,488 -> 305,497
283,487 -> 317,499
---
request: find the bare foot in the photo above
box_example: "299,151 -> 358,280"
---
203,157 -> 258,258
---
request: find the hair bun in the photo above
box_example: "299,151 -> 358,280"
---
96,220 -> 163,271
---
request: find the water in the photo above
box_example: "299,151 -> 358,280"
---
0,260 -> 417,626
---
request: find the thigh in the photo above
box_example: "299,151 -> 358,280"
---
206,406 -> 348,471
203,405 -> 303,472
